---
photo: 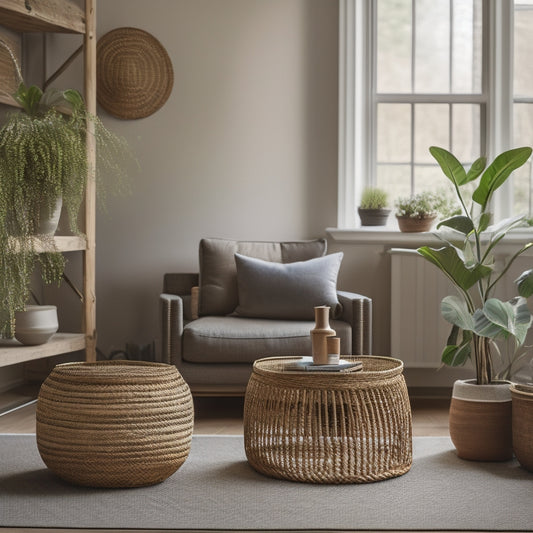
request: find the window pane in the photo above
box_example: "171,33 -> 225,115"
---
415,0 -> 450,93
513,103 -> 533,215
377,0 -> 412,93
451,104 -> 481,162
376,164 -> 411,200
414,166 -> 454,194
452,0 -> 483,93
514,5 -> 533,97
414,104 -> 449,163
377,104 -> 411,163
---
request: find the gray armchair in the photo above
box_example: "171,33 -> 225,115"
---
160,238 -> 372,395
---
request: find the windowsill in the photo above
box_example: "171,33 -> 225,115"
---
326,225 -> 533,248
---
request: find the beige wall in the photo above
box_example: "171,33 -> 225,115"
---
72,0 -> 339,356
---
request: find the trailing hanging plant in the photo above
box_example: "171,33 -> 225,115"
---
0,40 -> 135,339
417,146 -> 533,385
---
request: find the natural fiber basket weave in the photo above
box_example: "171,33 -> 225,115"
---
244,356 -> 412,484
96,27 -> 173,120
36,360 -> 193,488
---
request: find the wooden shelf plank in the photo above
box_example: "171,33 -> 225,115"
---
7,235 -> 87,253
54,235 -> 87,252
0,0 -> 85,34
0,333 -> 86,367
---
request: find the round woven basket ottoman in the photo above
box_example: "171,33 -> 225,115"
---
36,361 -> 194,488
244,356 -> 412,484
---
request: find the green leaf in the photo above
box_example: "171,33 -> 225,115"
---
437,215 -> 474,235
472,147 -> 533,210
474,297 -> 532,345
441,295 -> 475,330
516,269 -> 533,298
63,89 -> 85,113
478,212 -> 491,233
417,245 -> 492,291
429,146 -> 468,186
446,324 -> 460,346
441,341 -> 471,366
465,156 -> 487,183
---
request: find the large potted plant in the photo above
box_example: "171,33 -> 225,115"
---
417,145 -> 533,461
0,43 -> 132,341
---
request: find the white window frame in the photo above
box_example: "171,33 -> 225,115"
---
337,0 -> 514,228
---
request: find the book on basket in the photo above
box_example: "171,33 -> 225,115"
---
284,357 -> 362,373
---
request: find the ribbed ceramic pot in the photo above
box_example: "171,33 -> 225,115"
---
510,384 -> 533,472
14,305 -> 58,345
449,379 -> 513,461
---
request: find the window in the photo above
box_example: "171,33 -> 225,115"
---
338,0 -> 533,228
513,0 -> 533,215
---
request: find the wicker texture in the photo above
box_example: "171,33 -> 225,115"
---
96,27 -> 173,120
244,356 -> 412,484
510,384 -> 533,472
36,361 -> 193,488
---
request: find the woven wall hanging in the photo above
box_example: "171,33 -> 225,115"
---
96,27 -> 173,120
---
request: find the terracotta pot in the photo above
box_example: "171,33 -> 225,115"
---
449,379 -> 513,461
510,384 -> 533,472
358,208 -> 391,226
396,215 -> 436,233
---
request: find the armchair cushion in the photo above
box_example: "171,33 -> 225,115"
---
233,252 -> 343,320
182,316 -> 352,364
198,238 -> 327,316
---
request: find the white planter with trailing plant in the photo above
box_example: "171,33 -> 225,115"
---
0,39 -> 134,340
417,145 -> 533,461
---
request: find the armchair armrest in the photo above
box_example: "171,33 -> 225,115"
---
337,290 -> 372,355
160,293 -> 184,365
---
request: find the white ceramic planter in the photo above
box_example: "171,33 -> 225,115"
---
37,197 -> 62,235
15,305 -> 58,345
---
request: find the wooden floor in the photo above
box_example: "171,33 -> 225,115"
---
0,389 -> 451,436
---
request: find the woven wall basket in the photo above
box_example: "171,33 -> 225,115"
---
36,360 -> 193,488
244,356 -> 412,484
96,27 -> 174,120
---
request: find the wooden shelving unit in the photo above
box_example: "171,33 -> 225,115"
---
0,0 -> 97,366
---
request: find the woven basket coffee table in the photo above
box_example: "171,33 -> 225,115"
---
244,356 -> 412,484
36,360 -> 194,488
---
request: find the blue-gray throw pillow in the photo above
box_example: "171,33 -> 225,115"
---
234,252 -> 343,320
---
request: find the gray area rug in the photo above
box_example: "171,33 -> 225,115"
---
0,434 -> 531,531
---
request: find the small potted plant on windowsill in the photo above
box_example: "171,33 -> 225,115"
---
394,191 -> 444,232
358,187 -> 390,226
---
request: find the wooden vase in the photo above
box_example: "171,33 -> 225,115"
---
311,306 -> 335,365
510,384 -> 533,472
449,379 -> 513,461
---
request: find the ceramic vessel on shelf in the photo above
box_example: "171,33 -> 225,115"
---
14,305 -> 58,345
